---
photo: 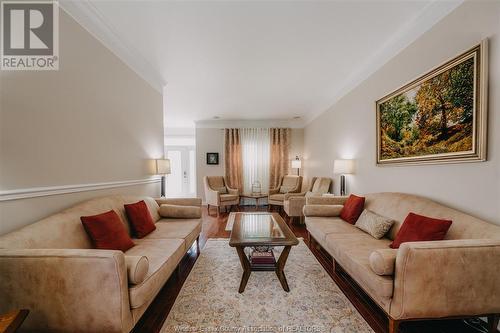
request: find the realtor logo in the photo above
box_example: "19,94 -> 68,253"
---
1,0 -> 59,70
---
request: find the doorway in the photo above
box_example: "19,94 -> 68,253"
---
165,145 -> 196,198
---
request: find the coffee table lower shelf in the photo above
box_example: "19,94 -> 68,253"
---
235,245 -> 292,293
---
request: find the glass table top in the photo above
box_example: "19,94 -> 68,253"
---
240,213 -> 285,239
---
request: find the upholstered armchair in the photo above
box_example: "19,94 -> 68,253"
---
268,175 -> 303,210
283,177 -> 332,223
203,176 -> 240,216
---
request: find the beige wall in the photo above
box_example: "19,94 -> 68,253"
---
0,9 -> 164,235
303,1 -> 500,224
195,126 -> 304,202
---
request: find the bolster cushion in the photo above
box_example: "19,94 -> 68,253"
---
159,204 -> 201,219
303,204 -> 344,217
125,255 -> 149,285
369,249 -> 397,276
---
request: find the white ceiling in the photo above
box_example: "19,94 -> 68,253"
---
61,1 -> 462,128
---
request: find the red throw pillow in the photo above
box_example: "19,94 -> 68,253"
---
124,200 -> 156,238
390,212 -> 452,249
340,194 -> 365,224
81,210 -> 135,251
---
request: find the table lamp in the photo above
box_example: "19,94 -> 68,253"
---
291,156 -> 302,176
155,159 -> 171,197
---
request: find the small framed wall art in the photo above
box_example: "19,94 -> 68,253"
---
206,152 -> 219,165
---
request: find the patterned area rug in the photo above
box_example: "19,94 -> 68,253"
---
161,239 -> 373,333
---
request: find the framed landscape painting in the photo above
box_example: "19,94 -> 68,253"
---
376,40 -> 488,166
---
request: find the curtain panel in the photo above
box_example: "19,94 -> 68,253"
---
224,129 -> 243,192
269,128 -> 291,189
240,128 -> 270,194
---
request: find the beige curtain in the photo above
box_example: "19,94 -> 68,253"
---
269,128 -> 290,189
224,129 -> 243,193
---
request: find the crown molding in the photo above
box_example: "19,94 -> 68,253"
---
0,177 -> 161,202
59,0 -> 165,93
195,119 -> 304,129
302,0 -> 464,126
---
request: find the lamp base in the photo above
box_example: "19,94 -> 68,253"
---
160,176 -> 166,197
340,175 -> 346,196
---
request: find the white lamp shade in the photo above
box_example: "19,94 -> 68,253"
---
333,159 -> 355,174
155,159 -> 171,175
291,159 -> 302,169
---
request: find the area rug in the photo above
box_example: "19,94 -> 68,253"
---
161,239 -> 373,333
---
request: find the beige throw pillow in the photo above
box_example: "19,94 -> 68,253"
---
125,255 -> 149,284
303,204 -> 343,217
369,249 -> 397,276
279,186 -> 292,194
355,209 -> 394,239
215,186 -> 228,194
159,204 -> 201,219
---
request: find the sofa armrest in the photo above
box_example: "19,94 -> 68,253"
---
0,249 -> 133,333
156,197 -> 202,207
227,187 -> 239,196
303,204 -> 343,217
268,187 -> 280,195
306,196 -> 348,205
390,239 -> 500,320
284,192 -> 306,200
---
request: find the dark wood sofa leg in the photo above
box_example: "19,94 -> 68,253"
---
389,318 -> 400,333
488,314 -> 499,333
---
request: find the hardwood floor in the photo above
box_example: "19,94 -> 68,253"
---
132,206 -> 494,333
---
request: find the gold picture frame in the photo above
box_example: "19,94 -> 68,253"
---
376,40 -> 488,166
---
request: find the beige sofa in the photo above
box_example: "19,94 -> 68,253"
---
304,192 -> 500,333
0,195 -> 202,333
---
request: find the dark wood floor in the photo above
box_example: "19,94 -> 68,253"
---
132,206 -> 495,333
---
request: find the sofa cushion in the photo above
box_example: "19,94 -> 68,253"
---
80,210 -> 135,252
220,194 -> 239,202
269,193 -> 285,202
126,239 -> 185,308
340,194 -> 365,224
355,209 -> 394,239
369,249 -> 397,276
159,205 -> 201,219
141,219 -> 202,251
125,255 -> 149,285
125,201 -> 156,238
390,212 -> 452,249
305,217 -> 360,244
325,233 -> 394,305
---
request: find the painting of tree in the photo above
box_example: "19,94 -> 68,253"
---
377,42 -> 487,165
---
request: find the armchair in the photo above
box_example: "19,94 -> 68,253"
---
203,176 -> 240,216
268,175 -> 302,211
283,177 -> 332,224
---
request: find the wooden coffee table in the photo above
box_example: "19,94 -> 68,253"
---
229,212 -> 299,293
